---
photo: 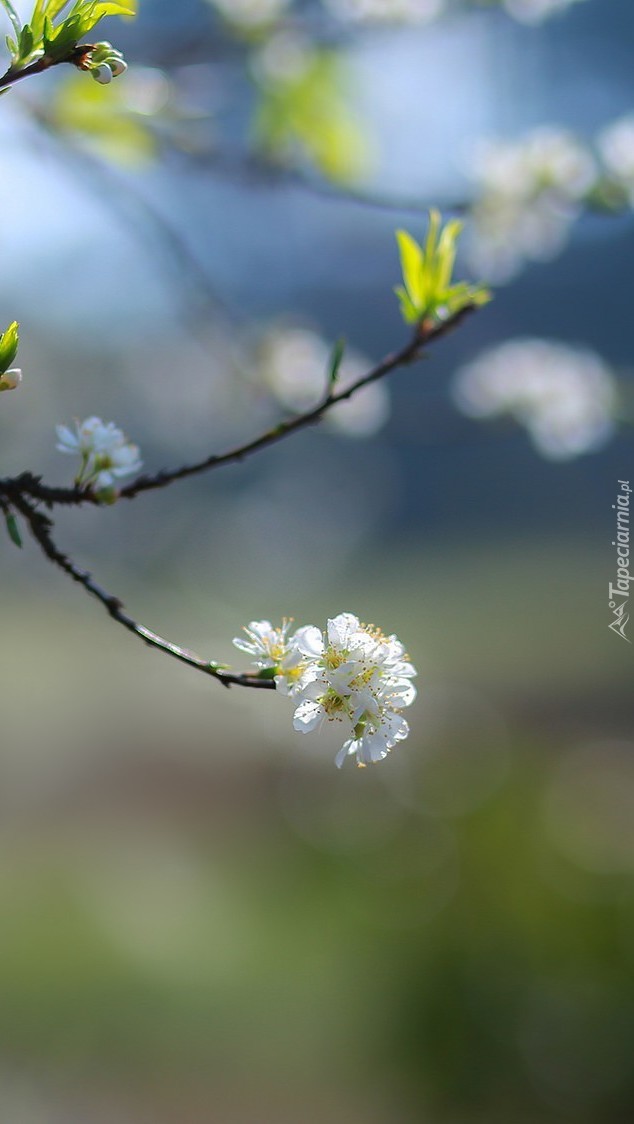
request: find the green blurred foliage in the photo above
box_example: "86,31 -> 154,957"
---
253,45 -> 371,184
48,71 -> 156,164
0,730 -> 631,1122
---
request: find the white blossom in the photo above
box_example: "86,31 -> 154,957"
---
452,339 -> 617,459
235,612 -> 416,767
232,618 -> 307,692
466,129 -> 596,281
56,416 -> 142,491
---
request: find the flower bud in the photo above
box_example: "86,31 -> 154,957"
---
0,367 -> 22,391
92,64 -> 113,85
94,484 -> 119,505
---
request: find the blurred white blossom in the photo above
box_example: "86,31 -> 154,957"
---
234,612 -> 417,767
257,325 -> 390,437
502,0 -> 586,24
324,0 -> 444,24
56,416 -> 142,492
598,115 -> 634,203
452,339 -> 617,459
466,128 -> 596,280
324,0 -> 583,24
208,0 -> 291,29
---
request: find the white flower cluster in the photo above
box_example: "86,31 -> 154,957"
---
452,339 -> 617,459
467,128 -> 596,281
233,613 -> 416,767
56,416 -> 142,495
257,325 -> 389,438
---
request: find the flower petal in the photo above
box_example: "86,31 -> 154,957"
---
292,698 -> 323,734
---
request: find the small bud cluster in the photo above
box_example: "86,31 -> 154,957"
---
56,416 -> 142,500
81,41 -> 128,85
234,612 -> 416,767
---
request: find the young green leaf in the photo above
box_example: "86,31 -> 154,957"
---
18,22 -> 34,58
31,0 -> 136,61
0,0 -> 23,43
328,337 -> 346,389
0,321 -> 19,372
395,212 -> 491,326
4,511 -> 22,548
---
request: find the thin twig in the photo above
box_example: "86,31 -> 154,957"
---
120,307 -> 475,498
0,43 -> 90,92
0,310 -> 478,686
11,492 -> 275,690
1,308 -> 472,510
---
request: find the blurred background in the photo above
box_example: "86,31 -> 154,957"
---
1,0 -> 633,1120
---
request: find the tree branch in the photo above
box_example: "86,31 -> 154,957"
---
0,44 -> 90,92
10,492 -> 275,690
1,307 -> 474,511
121,307 -> 474,499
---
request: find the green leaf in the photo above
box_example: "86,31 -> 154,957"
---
30,0 -> 136,56
0,320 -> 19,372
29,0 -> 71,43
394,214 -> 491,326
18,22 -> 34,57
66,0 -> 137,38
328,337 -> 346,388
396,229 -> 424,309
435,217 -> 463,293
88,1 -> 137,17
4,511 -> 22,548
0,0 -> 23,42
394,284 -> 418,325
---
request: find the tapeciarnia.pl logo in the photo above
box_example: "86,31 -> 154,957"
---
609,479 -> 631,643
